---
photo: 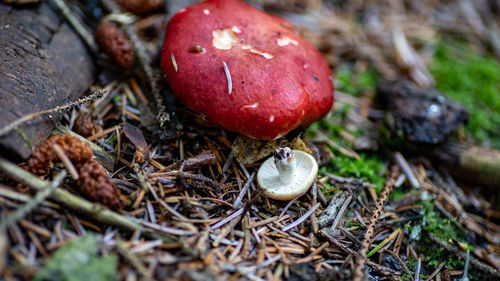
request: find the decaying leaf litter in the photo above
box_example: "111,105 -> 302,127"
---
1,0 -> 500,280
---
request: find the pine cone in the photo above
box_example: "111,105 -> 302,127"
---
26,135 -> 93,174
77,159 -> 123,210
73,111 -> 95,138
95,21 -> 134,69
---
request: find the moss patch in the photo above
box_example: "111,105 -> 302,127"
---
430,42 -> 500,148
307,66 -> 386,191
33,234 -> 118,281
335,67 -> 378,97
325,153 -> 386,191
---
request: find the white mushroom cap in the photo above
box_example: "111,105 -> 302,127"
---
257,147 -> 318,200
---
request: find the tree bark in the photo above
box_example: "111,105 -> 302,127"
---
0,2 -> 95,159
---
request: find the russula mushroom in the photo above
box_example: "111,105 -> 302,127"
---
257,147 -> 318,200
160,0 -> 334,140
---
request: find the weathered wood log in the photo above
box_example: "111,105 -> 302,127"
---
433,141 -> 500,189
0,2 -> 95,159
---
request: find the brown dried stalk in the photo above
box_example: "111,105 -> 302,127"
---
352,166 -> 399,281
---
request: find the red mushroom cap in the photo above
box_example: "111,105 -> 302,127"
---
160,0 -> 334,140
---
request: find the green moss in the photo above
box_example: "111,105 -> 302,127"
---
307,65 -> 386,192
322,152 -> 386,191
409,198 -> 473,271
430,42 -> 500,148
420,199 -> 460,241
33,234 -> 118,281
390,186 -> 414,202
345,219 -> 365,228
335,67 -> 378,96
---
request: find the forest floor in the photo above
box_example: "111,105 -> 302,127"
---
1,0 -> 500,280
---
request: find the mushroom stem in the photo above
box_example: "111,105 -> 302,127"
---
274,147 -> 296,185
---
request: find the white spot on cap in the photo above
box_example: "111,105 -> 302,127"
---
203,9 -> 210,15
269,115 -> 275,122
232,26 -> 241,33
178,8 -> 186,13
277,36 -> 298,46
212,28 -> 238,50
250,49 -> 273,59
241,45 -> 273,59
222,61 -> 232,95
241,103 -> 259,109
170,53 -> 178,72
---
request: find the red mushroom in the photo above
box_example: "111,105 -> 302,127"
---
160,0 -> 334,140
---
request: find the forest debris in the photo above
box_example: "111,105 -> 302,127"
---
183,151 -> 218,167
53,126 -> 116,171
102,0 -> 178,139
433,141 -> 500,188
232,135 -> 278,164
353,166 -> 399,281
313,131 -> 360,159
0,157 -> 176,242
72,111 -> 95,138
427,233 -> 500,278
25,135 -> 124,209
123,122 -> 150,164
52,144 -> 80,180
282,203 -> 320,232
378,81 -> 469,144
115,0 -> 164,15
318,180 -> 362,229
25,135 -> 93,175
392,29 -> 434,88
77,159 -> 124,210
394,151 -> 420,189
0,171 -> 66,230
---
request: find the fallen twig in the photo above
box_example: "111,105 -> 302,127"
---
0,157 -> 176,242
353,166 -> 399,281
50,0 -> 99,52
0,90 -> 104,138
0,171 -> 66,231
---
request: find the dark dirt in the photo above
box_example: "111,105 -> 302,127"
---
378,81 -> 469,144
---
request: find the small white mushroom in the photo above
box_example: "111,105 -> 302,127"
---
257,147 -> 318,200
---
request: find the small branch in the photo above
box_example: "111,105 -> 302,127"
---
0,171 -> 66,231
352,166 -> 399,281
394,151 -> 420,189
282,203 -> 320,232
116,240 -> 154,281
427,233 -> 500,279
53,125 -> 116,171
415,258 -> 421,281
101,0 -> 171,129
320,230 -> 400,279
0,90 -> 104,138
331,195 -> 352,230
233,171 -> 255,208
50,0 -> 99,53
53,144 -> 79,180
0,157 -> 176,242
